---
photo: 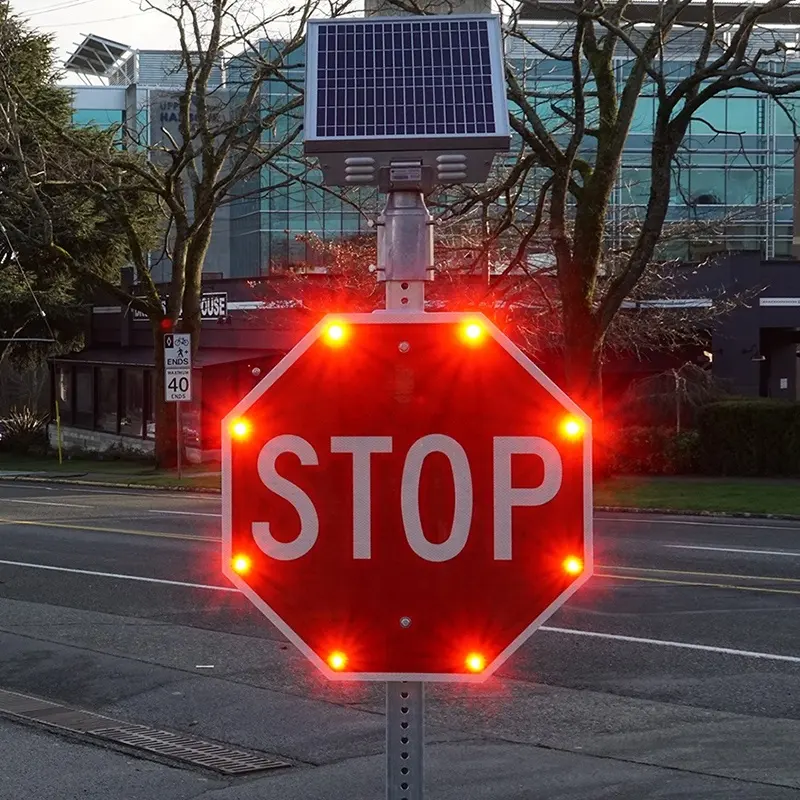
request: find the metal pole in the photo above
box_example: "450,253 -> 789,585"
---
386,682 -> 424,800
378,188 -> 433,800
176,401 -> 182,479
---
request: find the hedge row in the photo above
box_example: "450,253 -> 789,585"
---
695,399 -> 800,476
608,401 -> 800,476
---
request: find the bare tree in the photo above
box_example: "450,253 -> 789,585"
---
7,0 -> 358,465
376,0 -> 800,412
496,0 -> 800,410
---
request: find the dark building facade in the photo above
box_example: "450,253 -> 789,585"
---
50,254 -> 800,460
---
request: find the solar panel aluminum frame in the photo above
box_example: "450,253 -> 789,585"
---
304,15 -> 510,186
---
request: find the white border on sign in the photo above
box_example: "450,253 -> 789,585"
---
221,311 -> 593,683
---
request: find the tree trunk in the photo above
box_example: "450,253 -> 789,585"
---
561,317 -> 611,479
153,325 -> 178,468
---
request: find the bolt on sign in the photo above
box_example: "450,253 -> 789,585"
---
222,313 -> 592,681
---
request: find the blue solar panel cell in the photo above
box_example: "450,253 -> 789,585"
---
313,18 -> 497,139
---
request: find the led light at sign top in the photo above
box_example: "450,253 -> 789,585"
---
463,322 -> 484,342
232,554 -> 252,575
561,416 -> 584,439
563,556 -> 584,576
230,418 -> 251,439
325,323 -> 345,343
465,652 -> 486,673
328,651 -> 348,671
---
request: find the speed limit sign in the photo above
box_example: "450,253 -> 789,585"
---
164,333 -> 192,402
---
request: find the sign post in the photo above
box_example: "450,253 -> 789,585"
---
163,333 -> 192,478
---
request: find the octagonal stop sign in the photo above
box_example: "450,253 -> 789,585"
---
222,312 -> 592,681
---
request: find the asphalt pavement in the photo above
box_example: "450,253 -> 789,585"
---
0,480 -> 799,798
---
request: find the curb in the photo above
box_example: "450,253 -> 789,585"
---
595,505 -> 800,522
0,474 -> 221,495
1,474 -> 799,521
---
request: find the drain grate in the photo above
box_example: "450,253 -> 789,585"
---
0,688 -> 290,775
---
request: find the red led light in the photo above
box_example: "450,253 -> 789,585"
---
328,651 -> 348,671
465,652 -> 486,673
230,418 -> 251,440
460,321 -> 485,345
324,323 -> 347,345
560,416 -> 584,439
563,556 -> 584,576
232,554 -> 252,575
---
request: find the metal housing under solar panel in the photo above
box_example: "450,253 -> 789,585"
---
304,15 -> 510,187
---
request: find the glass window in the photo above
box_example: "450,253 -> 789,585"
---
97,368 -> 118,434
691,98 -> 726,135
74,367 -> 93,429
631,97 -> 654,134
727,97 -> 759,134
72,109 -> 124,128
726,168 -> 759,205
55,366 -> 72,424
145,371 -> 156,440
690,170 -> 725,204
775,98 -> 800,135
775,169 -> 795,201
620,168 -> 650,203
121,370 -> 144,438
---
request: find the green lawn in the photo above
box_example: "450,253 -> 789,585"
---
0,454 -> 221,491
595,476 -> 800,516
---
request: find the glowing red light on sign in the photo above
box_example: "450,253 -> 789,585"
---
232,554 -> 252,575
460,321 -> 484,345
325,323 -> 346,346
563,556 -> 584,576
560,416 -> 584,440
465,652 -> 486,673
230,418 -> 251,440
328,651 -> 348,671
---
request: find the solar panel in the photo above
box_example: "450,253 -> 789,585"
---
314,18 -> 496,139
306,16 -> 508,143
304,15 -> 509,185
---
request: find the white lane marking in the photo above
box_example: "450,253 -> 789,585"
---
666,544 -> 800,558
600,516 -> 800,532
540,627 -> 800,665
0,559 -> 238,592
148,509 -> 222,518
0,499 -> 94,509
1,558 -> 797,665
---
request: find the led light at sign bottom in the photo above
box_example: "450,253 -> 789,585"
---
328,651 -> 348,671
232,554 -> 251,575
465,653 -> 485,673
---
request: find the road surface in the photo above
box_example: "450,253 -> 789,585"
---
0,481 -> 798,799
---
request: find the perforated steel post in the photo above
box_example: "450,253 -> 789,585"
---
379,189 -> 431,800
386,681 -> 424,800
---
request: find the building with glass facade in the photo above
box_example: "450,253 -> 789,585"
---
65,17 -> 800,275
507,20 -> 800,259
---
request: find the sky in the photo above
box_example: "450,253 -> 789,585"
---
13,0 -> 181,61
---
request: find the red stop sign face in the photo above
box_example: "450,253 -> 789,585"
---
222,313 -> 592,681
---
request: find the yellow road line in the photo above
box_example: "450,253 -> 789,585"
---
596,571 -> 800,597
0,517 -> 217,543
598,564 -> 800,585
